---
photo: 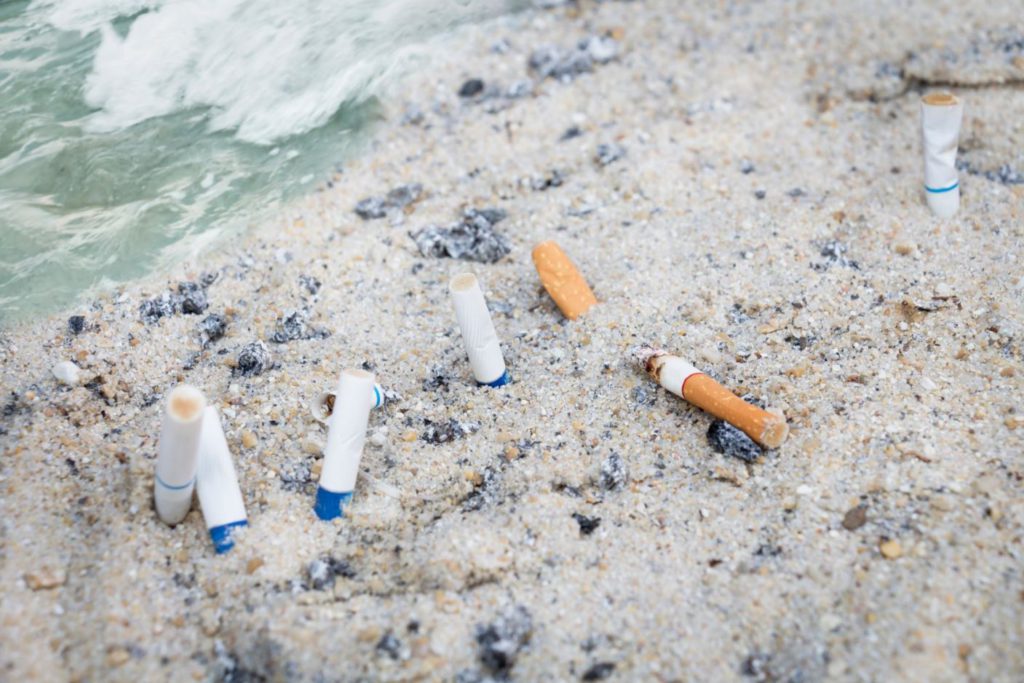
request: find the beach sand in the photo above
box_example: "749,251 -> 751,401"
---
2,1 -> 1023,680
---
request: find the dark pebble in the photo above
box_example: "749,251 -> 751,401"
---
599,453 -> 629,491
740,159 -> 755,174
235,341 -> 272,376
475,605 -> 533,676
560,125 -> 583,141
270,310 -> 327,344
422,418 -> 477,445
298,274 -> 321,295
582,662 -> 616,681
67,315 -> 86,335
354,196 -> 388,220
376,632 -> 403,660
787,187 -> 806,198
177,282 -> 209,315
306,556 -> 355,590
355,184 -> 424,220
595,143 -> 626,167
459,78 -> 485,97
572,512 -> 601,536
842,505 -> 868,531
754,189 -> 766,200
198,314 -> 227,346
410,207 -> 511,263
707,420 -> 762,462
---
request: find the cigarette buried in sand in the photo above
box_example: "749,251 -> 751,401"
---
310,383 -> 385,423
196,406 -> 248,553
634,346 -> 788,448
920,92 -> 963,218
450,273 -> 510,387
315,368 -> 375,520
155,385 -> 207,525
532,241 -> 597,320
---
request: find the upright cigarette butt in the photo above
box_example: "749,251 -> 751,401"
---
155,384 -> 207,525
450,273 -> 510,387
196,406 -> 248,554
315,368 -> 375,520
532,241 -> 597,320
920,92 -> 963,218
310,383 -> 385,423
635,346 -> 788,448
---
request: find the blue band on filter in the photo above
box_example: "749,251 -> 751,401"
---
314,487 -> 353,520
481,370 -> 511,388
209,520 -> 248,554
373,384 -> 383,408
925,181 -> 959,194
155,473 -> 195,491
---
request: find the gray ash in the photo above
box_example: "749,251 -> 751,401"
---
463,466 -> 501,512
234,341 -> 273,376
754,189 -> 766,200
957,159 -> 1024,185
139,292 -> 179,323
376,632 -> 403,660
177,282 -> 209,315
139,280 -> 211,323
354,183 -> 423,220
531,169 -> 565,191
529,35 -> 618,83
269,310 -> 328,344
707,420 -> 762,462
599,453 -> 629,491
198,314 -> 227,346
784,334 -> 816,350
298,274 -> 321,295
813,240 -> 859,271
422,418 -> 477,445
422,365 -> 452,392
595,143 -> 626,167
572,513 -> 601,536
67,315 -> 86,335
306,556 -> 355,590
410,207 -> 511,263
474,605 -> 533,677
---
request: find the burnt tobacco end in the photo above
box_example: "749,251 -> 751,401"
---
707,420 -> 762,463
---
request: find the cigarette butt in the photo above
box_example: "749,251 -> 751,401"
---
450,273 -> 510,387
634,345 -> 788,448
196,406 -> 247,553
531,241 -> 597,320
154,384 -> 206,525
920,92 -> 963,218
315,368 -> 375,520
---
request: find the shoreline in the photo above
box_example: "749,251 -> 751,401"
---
2,1 -> 1023,681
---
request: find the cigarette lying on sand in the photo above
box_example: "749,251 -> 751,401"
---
920,92 -> 964,218
634,345 -> 788,448
154,384 -> 207,525
196,406 -> 248,554
450,272 -> 510,387
310,383 -> 385,423
532,240 -> 597,320
315,368 -> 375,520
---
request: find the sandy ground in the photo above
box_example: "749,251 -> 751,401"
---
2,1 -> 1023,681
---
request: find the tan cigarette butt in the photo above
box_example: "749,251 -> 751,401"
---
682,374 -> 789,448
531,241 -> 597,320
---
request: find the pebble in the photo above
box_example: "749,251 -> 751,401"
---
355,184 -> 423,220
198,314 -> 227,346
139,280 -> 210,323
410,207 -> 511,263
595,143 -> 626,167
474,605 -> 533,677
270,310 -> 327,344
67,315 -> 86,335
572,512 -> 601,536
529,35 -> 619,83
458,78 -> 485,98
51,361 -> 82,386
599,453 -> 629,491
841,505 -> 868,531
306,557 -> 355,590
241,431 -> 258,449
582,662 -> 616,681
422,419 -> 478,445
235,341 -> 273,376
879,538 -> 903,559
706,420 -> 762,462
25,566 -> 67,590
376,631 -> 403,660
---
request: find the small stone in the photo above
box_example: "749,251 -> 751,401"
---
106,647 -> 130,667
376,631 -> 403,660
739,159 -> 755,174
459,78 -> 485,98
355,196 -> 388,220
572,513 -> 601,536
299,274 -> 322,295
246,557 -> 264,574
707,420 -> 762,462
879,538 -> 903,559
198,314 -> 227,346
560,126 -> 583,141
234,341 -> 272,376
754,189 -> 766,200
270,309 -> 327,344
51,361 -> 82,386
200,608 -> 220,636
599,453 -> 629,491
841,505 -> 868,531
139,291 -> 178,323
422,419 -> 477,445
595,143 -> 625,166
67,315 -> 86,335
177,282 -> 209,315
240,431 -> 257,449
25,566 -> 66,590
582,662 -> 616,681
385,183 -> 423,209
506,79 -> 534,98
410,207 -> 511,263
475,605 -> 533,676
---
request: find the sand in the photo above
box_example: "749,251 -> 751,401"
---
2,1 -> 1023,681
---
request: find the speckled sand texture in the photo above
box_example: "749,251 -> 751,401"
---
2,1 -> 1023,681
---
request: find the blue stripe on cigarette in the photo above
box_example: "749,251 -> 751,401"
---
373,384 -> 383,408
481,370 -> 511,388
925,181 -> 958,194
314,487 -> 353,520
155,473 -> 195,491
209,520 -> 247,554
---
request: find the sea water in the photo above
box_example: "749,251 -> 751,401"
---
0,0 -> 525,323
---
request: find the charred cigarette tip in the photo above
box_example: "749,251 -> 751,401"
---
631,344 -> 666,371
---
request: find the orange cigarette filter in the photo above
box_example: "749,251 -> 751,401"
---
634,345 -> 788,448
531,241 -> 597,320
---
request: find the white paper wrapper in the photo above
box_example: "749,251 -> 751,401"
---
655,356 -> 702,398
310,383 -> 384,423
316,368 -> 374,519
921,92 -> 963,218
450,273 -> 507,385
154,385 -> 206,525
196,406 -> 247,553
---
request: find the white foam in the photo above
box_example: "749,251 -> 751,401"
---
33,0 -> 522,144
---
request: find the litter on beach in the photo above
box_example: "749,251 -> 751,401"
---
315,368 -> 376,520
920,92 -> 963,218
154,384 -> 206,525
196,406 -> 248,554
531,240 -> 597,320
450,272 -> 510,387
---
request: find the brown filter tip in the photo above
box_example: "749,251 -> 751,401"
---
532,241 -> 597,320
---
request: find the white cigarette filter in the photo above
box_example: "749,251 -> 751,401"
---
196,406 -> 248,554
635,346 -> 789,449
449,273 -> 510,387
154,384 -> 207,525
920,92 -> 964,218
309,383 -> 385,423
315,368 -> 375,520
